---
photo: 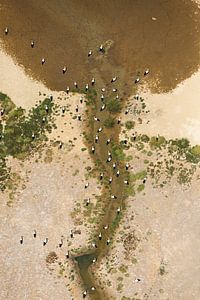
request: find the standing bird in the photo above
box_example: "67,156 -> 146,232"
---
125,163 -> 130,170
66,87 -> 70,94
94,116 -> 100,122
70,230 -> 74,238
135,78 -> 140,84
113,163 -> 116,169
33,230 -> 37,238
59,239 -> 63,248
101,94 -> 104,101
20,236 -> 24,244
99,44 -> 104,52
111,76 -> 117,83
63,66 -> 67,74
85,84 -> 89,92
100,173 -> 104,180
100,104 -> 105,111
85,182 -> 89,189
98,232 -> 102,240
116,170 -> 120,177
66,251 -> 70,259
31,41 -> 35,48
83,290 -> 87,298
117,117 -> 121,124
117,207 -> 121,214
86,198 -> 90,206
43,238 -> 48,246
88,50 -> 92,57
91,146 -> 95,154
106,138 -> 111,145
4,27 -> 9,35
74,81 -> 78,89
106,239 -> 110,245
109,177 -> 113,184
91,78 -> 95,86
95,135 -> 99,143
144,69 -> 149,76
41,58 -> 45,65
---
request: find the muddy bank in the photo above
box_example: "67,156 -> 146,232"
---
0,0 -> 200,94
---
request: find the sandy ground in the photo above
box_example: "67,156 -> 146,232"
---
0,47 -> 102,299
0,41 -> 53,109
136,68 -> 200,145
92,89 -> 200,299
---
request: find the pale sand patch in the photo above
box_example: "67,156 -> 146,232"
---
0,42 -> 52,109
137,69 -> 200,145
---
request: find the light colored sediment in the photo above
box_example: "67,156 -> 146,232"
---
0,42 -> 52,109
0,53 -> 101,299
137,68 -> 200,145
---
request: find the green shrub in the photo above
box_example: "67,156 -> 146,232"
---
107,98 -> 121,113
125,121 -> 135,130
104,116 -> 115,128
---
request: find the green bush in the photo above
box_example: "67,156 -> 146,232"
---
104,116 -> 115,128
107,98 -> 121,113
125,121 -> 135,130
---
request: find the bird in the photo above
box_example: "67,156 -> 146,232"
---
74,81 -> 78,88
91,78 -> 95,85
91,146 -> 95,154
91,287 -> 96,291
117,117 -> 121,124
101,88 -> 105,92
103,225 -> 109,230
125,163 -> 130,170
107,156 -> 112,162
66,87 -> 70,94
106,138 -> 111,145
66,251 -> 70,258
112,88 -> 117,92
113,163 -> 116,169
117,207 -> 121,214
5,27 -> 9,35
83,290 -> 87,298
99,44 -> 104,52
32,133 -> 35,140
116,170 -> 120,177
100,173 -> 104,180
144,69 -> 149,76
59,141 -> 63,149
100,104 -> 106,111
70,230 -> 74,238
20,236 -> 24,244
63,66 -> 67,74
101,94 -> 104,101
124,180 -> 129,185
59,239 -> 63,248
86,198 -> 90,206
106,239 -> 110,245
41,58 -> 45,65
95,135 -> 99,143
109,177 -> 112,184
85,84 -> 89,91
31,41 -> 35,48
98,127 -> 103,132
88,50 -> 92,57
43,238 -> 48,246
111,77 -> 117,83
94,116 -> 100,122
135,78 -> 140,84
85,182 -> 89,189
92,258 -> 97,263
33,230 -> 37,238
92,242 -> 97,248
111,195 -> 117,199
98,232 -> 102,240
